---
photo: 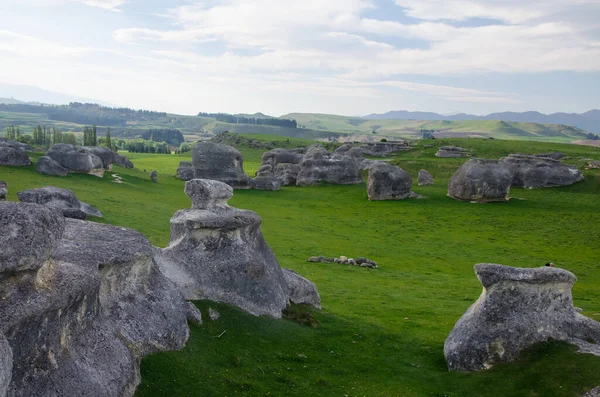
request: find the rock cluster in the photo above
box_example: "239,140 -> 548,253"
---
447,159 -> 513,203
297,145 -> 362,186
0,201 -> 191,397
156,179 -> 321,317
367,162 -> 412,200
37,144 -> 134,177
502,154 -> 584,188
17,186 -> 103,219
307,255 -> 378,268
256,148 -> 305,186
0,138 -> 31,166
417,169 -> 434,186
444,263 -> 600,372
436,146 -> 471,158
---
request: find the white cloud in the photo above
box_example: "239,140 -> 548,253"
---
74,0 -> 126,11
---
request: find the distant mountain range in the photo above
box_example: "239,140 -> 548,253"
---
364,110 -> 600,134
0,83 -> 116,107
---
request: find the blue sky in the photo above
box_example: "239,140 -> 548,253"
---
0,0 -> 598,116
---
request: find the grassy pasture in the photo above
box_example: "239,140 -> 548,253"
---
1,137 -> 599,396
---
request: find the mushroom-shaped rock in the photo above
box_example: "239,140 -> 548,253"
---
444,264 -> 600,372
0,201 -> 65,274
367,163 -> 412,200
46,144 -> 104,177
0,181 -> 6,200
296,146 -> 362,186
417,169 -> 433,186
36,156 -> 69,176
17,186 -> 103,219
176,161 -> 194,181
0,334 -> 12,397
502,154 -> 584,188
447,159 -> 513,203
192,142 -> 253,189
436,146 -> 471,158
156,179 -> 289,317
283,269 -> 321,309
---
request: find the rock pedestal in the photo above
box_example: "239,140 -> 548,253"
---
444,263 -> 600,372
447,159 -> 513,203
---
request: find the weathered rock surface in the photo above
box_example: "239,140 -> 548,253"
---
176,161 -> 194,181
150,170 -> 158,183
256,148 -> 305,186
274,163 -> 301,186
46,144 -> 104,177
436,146 -> 471,158
367,162 -> 412,200
296,146 -> 362,186
0,201 -> 190,397
447,159 -> 513,203
84,146 -> 115,170
35,156 -> 69,176
253,176 -> 281,191
0,334 -> 11,397
358,141 -> 411,157
156,179 -> 289,317
0,140 -> 30,166
583,387 -> 600,397
444,263 -> 600,372
502,154 -> 584,188
114,153 -> 134,169
0,181 -> 6,200
534,151 -> 564,160
418,169 -> 433,186
283,269 -> 321,309
17,186 -> 103,219
192,142 -> 253,188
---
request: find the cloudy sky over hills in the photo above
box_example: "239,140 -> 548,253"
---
0,0 -> 598,116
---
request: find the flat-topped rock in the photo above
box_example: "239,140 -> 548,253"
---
192,142 -> 253,189
444,263 -> 600,372
502,154 -> 584,188
17,186 -> 103,219
367,162 -> 412,200
448,159 -> 513,203
436,146 -> 471,158
185,179 -> 233,210
0,201 -> 65,274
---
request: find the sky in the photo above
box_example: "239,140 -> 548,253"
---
0,0 -> 599,116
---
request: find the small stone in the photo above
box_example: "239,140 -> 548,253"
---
209,308 -> 220,321
150,170 -> 158,183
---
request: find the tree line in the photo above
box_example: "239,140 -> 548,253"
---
140,129 -> 184,145
112,138 -> 170,154
198,112 -> 297,128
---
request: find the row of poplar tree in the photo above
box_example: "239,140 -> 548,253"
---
4,124 -> 112,148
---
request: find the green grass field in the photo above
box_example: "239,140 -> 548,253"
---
1,137 -> 599,396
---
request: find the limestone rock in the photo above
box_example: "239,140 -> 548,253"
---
192,142 -> 253,189
436,146 -> 471,158
447,159 -> 513,203
583,387 -> 600,397
0,137 -> 33,152
261,148 -> 305,166
296,146 -> 362,186
150,170 -> 158,183
186,302 -> 203,325
84,146 -> 114,170
358,141 -> 411,157
0,202 -> 65,274
417,169 -> 433,186
114,153 -> 134,169
17,186 -> 103,219
176,161 -> 194,181
0,181 -> 6,200
444,263 -> 600,372
0,334 -> 12,397
209,308 -> 220,321
283,269 -> 321,309
333,143 -> 353,155
587,160 -> 600,170
253,176 -> 281,191
156,179 -> 289,317
46,144 -> 104,177
257,148 -> 305,186
502,154 -> 584,188
367,163 -> 412,200
36,156 -> 69,176
274,163 -> 301,186
0,143 -> 30,166
534,151 -> 564,160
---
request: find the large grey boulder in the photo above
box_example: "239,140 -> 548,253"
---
0,145 -> 30,166
274,163 -> 301,186
0,201 -> 190,397
252,176 -> 281,191
176,161 -> 194,181
156,179 -> 289,317
46,144 -> 104,177
502,154 -> 584,188
192,142 -> 253,189
367,162 -> 412,200
17,186 -> 103,219
358,141 -> 410,157
296,146 -> 362,186
84,146 -> 115,170
35,156 -> 69,176
0,334 -> 11,397
257,148 -> 305,186
447,159 -> 513,203
418,169 -> 433,186
0,137 -> 33,152
261,148 -> 305,166
444,263 -> 600,372
0,181 -> 6,200
0,202 -> 65,274
436,146 -> 471,158
114,153 -> 134,169
283,269 -> 321,309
